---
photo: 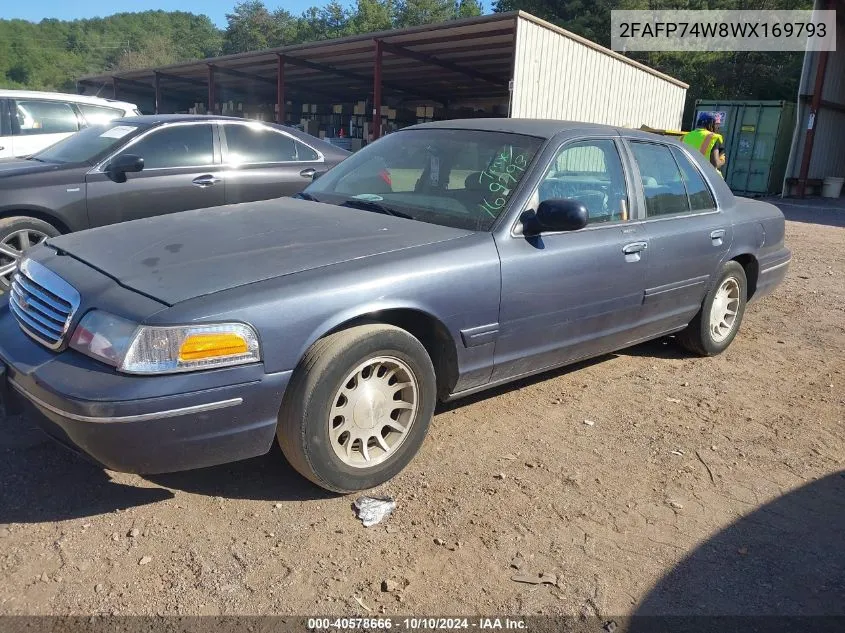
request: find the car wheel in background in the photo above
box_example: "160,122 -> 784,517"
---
277,324 -> 436,493
0,217 -> 59,292
677,260 -> 748,357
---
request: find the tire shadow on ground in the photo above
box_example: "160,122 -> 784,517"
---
145,443 -> 336,502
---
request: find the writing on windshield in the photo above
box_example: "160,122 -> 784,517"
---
478,149 -> 529,218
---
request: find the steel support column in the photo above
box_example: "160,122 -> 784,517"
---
207,64 -> 216,115
154,72 -> 161,114
277,54 -> 286,125
797,0 -> 833,197
373,39 -> 383,141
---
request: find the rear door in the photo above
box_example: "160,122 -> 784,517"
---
9,98 -> 81,157
624,139 -> 733,333
219,121 -> 326,204
85,121 -> 225,227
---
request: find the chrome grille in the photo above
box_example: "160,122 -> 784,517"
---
9,259 -> 80,351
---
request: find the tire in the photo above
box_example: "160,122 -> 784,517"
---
0,216 -> 60,292
677,260 -> 748,357
277,324 -> 437,493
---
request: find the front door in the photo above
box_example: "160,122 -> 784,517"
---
85,121 -> 225,227
493,137 -> 650,382
625,140 -> 733,333
219,122 -> 326,204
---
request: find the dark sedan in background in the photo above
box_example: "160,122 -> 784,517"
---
0,119 -> 790,493
0,115 -> 350,290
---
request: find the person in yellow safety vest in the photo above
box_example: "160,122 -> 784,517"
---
682,112 -> 726,174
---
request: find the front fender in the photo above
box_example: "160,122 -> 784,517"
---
152,233 -> 503,392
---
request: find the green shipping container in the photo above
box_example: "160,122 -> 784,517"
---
693,100 -> 795,197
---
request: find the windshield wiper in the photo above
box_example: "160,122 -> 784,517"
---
293,192 -> 320,202
25,156 -> 49,163
339,198 -> 413,219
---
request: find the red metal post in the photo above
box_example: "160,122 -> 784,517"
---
154,72 -> 161,114
796,0 -> 833,197
207,64 -> 216,115
276,54 -> 286,125
372,39 -> 383,141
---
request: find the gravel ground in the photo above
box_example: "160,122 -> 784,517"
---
1,206 -> 843,617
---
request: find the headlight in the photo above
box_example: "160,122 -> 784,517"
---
69,311 -> 261,374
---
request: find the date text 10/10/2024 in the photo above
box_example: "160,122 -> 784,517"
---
307,618 -> 528,630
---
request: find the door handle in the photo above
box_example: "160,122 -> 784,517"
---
300,168 -> 317,179
710,229 -> 726,240
0,146 -> 4,151
192,175 -> 221,188
622,241 -> 648,255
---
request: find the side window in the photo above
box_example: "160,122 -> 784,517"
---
629,142 -> 690,217
77,104 -> 124,127
13,100 -> 80,135
120,124 -> 214,169
0,99 -> 9,136
296,141 -> 319,161
224,125 -> 299,164
538,139 -> 629,224
671,147 -> 716,212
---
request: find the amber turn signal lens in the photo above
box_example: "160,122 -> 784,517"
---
178,333 -> 249,361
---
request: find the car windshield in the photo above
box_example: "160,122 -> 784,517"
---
32,122 -> 148,164
303,129 -> 544,231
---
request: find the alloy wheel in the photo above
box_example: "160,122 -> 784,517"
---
0,229 -> 49,292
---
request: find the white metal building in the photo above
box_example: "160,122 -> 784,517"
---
510,16 -> 686,128
79,11 -> 688,140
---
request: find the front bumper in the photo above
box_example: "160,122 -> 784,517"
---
0,306 -> 291,474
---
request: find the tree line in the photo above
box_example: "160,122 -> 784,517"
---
1,0 -> 811,122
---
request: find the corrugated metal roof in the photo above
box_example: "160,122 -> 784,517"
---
80,13 -> 521,103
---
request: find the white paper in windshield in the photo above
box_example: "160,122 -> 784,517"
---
100,125 -> 137,139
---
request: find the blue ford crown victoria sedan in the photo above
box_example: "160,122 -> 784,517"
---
0,119 -> 790,492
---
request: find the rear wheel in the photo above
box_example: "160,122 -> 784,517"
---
277,324 -> 436,493
0,217 -> 59,292
677,261 -> 747,356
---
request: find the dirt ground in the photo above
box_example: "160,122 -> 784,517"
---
1,202 -> 843,618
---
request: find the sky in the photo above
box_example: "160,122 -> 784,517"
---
1,0 -> 319,28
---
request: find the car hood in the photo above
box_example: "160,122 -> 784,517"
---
0,158 -> 83,177
47,198 -> 472,305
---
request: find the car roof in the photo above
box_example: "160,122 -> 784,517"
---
0,89 -> 138,111
405,118 -> 623,139
112,114 -> 351,155
114,114 -> 274,125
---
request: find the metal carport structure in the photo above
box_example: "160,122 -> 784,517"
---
78,11 -> 687,143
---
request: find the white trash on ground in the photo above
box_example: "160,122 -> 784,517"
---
353,496 -> 396,527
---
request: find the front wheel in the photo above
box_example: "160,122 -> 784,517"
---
677,260 -> 748,356
0,216 -> 60,292
277,324 -> 436,493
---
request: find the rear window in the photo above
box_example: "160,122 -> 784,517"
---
78,103 -> 125,127
14,99 -> 79,135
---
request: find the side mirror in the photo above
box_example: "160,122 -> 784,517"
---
105,154 -> 144,183
535,199 -> 588,233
